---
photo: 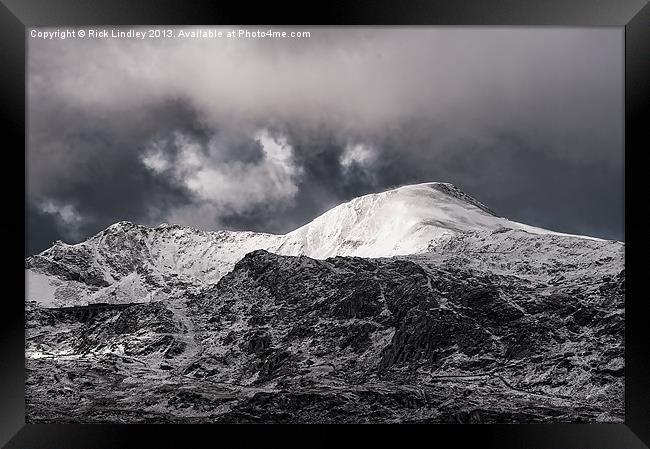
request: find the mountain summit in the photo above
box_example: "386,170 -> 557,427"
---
26,182 -> 610,307
278,182 -> 588,258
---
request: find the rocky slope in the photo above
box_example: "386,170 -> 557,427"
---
25,183 -> 624,423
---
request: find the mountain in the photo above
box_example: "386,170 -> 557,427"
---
25,182 -> 625,423
25,182 -> 603,308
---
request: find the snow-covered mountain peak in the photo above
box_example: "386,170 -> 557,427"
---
26,181 -> 617,307
277,182 -> 532,258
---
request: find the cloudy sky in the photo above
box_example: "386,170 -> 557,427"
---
27,27 -> 623,255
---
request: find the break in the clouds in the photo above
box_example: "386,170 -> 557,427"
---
27,27 -> 623,255
139,129 -> 302,229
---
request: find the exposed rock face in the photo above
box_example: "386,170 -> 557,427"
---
25,184 -> 624,423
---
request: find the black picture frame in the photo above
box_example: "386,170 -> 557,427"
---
1,0 -> 648,447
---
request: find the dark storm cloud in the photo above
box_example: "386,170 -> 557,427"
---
27,27 -> 623,255
27,97 -> 205,252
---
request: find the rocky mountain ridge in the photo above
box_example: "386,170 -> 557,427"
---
25,182 -> 624,423
26,182 -> 608,308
